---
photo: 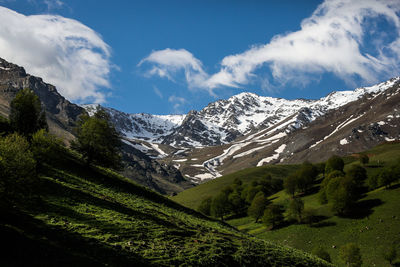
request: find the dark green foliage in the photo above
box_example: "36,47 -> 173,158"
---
0,133 -> 37,200
339,243 -> 362,267
211,192 -> 230,220
318,170 -> 345,204
197,196 -> 212,216
378,168 -> 398,189
228,191 -> 246,215
262,204 -> 284,229
284,173 -> 297,197
346,165 -> 367,184
248,192 -> 268,223
72,109 -> 121,168
31,129 -> 65,168
367,174 -> 379,190
359,154 -> 369,165
326,175 -> 357,215
0,115 -> 11,136
315,162 -> 326,175
9,88 -> 48,138
325,155 -> 344,174
312,246 -> 331,263
287,197 -> 304,223
383,244 -> 397,265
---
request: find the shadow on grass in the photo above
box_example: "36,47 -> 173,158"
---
0,206 -> 149,267
343,198 -> 384,219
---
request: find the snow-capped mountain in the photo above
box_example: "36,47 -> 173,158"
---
85,77 -> 400,149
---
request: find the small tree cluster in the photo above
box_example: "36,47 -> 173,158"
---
262,204 -> 284,229
367,161 -> 400,190
284,162 -> 319,197
197,175 -> 283,221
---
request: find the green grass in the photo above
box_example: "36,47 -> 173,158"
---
173,164 -> 299,209
0,150 -> 330,266
226,142 -> 400,267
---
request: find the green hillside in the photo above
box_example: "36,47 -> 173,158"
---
0,148 -> 330,266
172,142 -> 400,266
173,164 -> 299,209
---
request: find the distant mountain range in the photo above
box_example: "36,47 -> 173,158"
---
84,77 -> 400,183
1,57 -> 399,192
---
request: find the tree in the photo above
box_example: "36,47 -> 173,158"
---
378,168 -> 397,189
326,176 -> 357,215
311,246 -> 331,263
0,133 -> 37,201
0,115 -> 11,136
248,192 -> 268,223
287,197 -> 304,223
197,197 -> 212,216
318,170 -> 345,204
297,162 -> 318,191
228,191 -> 246,215
262,204 -> 284,229
339,243 -> 362,267
383,244 -> 397,265
359,154 -> 369,165
9,88 -> 47,138
211,192 -> 230,220
72,109 -> 121,168
325,155 -> 344,174
31,129 -> 65,168
284,174 -> 298,197
346,165 -> 367,184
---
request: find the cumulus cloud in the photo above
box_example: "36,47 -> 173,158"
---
140,0 -> 400,93
0,6 -> 112,103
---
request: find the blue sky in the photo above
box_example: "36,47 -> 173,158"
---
0,0 -> 399,114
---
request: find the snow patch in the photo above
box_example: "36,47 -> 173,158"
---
257,144 -> 286,166
340,138 -> 349,145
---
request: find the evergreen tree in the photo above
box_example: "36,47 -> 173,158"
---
72,109 -> 121,168
9,88 -> 48,139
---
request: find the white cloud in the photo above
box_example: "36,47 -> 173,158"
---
168,95 -> 186,113
153,86 -> 163,98
0,6 -> 112,103
140,0 -> 400,93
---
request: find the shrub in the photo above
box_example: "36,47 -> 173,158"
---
339,243 -> 362,267
31,129 -> 65,167
0,134 -> 37,200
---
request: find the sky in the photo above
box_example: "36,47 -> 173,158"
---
0,0 -> 399,115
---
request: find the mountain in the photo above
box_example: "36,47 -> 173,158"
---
88,77 -> 400,183
0,57 -> 190,195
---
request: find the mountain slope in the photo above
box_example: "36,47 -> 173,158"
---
0,57 -> 190,195
0,148 -> 331,266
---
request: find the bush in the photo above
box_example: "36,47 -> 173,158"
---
311,246 -> 331,263
31,129 -> 65,167
0,134 -> 37,200
339,243 -> 362,267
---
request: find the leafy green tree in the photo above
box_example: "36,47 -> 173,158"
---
367,174 -> 379,190
326,176 -> 357,215
339,243 -> 362,267
287,197 -> 304,223
318,170 -> 345,204
228,191 -> 246,215
31,129 -> 65,168
9,88 -> 47,138
383,244 -> 397,265
378,168 -> 397,189
262,204 -> 284,229
0,133 -> 37,200
298,162 -> 318,191
72,109 -> 121,168
346,165 -> 367,184
197,197 -> 212,216
284,174 -> 297,197
311,246 -> 331,263
359,154 -> 369,165
211,192 -> 230,220
325,155 -> 344,174
248,192 -> 268,223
